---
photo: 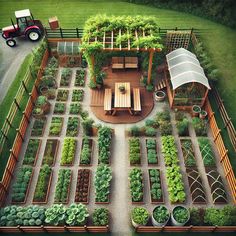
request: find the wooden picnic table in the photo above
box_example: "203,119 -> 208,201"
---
113,82 -> 132,115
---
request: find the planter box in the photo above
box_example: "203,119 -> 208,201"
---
23,139 -> 42,166
42,139 -> 59,166
33,171 -> 53,204
145,138 -> 158,165
129,138 -> 141,166
79,139 -> 93,166
49,117 -> 64,137
11,170 -> 34,204
31,118 -> 46,137
60,140 -> 76,166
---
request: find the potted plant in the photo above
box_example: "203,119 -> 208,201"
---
199,110 -> 207,119
96,71 -> 106,89
35,95 -> 51,114
82,118 -> 94,136
155,90 -> 166,102
32,107 -> 44,119
119,85 -> 126,94
192,105 -> 201,117
152,205 -> 170,226
171,206 -> 190,226
131,207 -> 149,228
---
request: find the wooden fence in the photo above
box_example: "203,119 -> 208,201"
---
0,49 -> 49,206
0,225 -> 109,233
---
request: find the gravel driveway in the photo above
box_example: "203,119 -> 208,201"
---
0,36 -> 39,103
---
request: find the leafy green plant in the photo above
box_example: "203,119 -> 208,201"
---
192,117 -> 207,136
0,205 -> 45,226
12,167 -> 33,202
92,208 -> 109,226
153,206 -> 169,223
149,169 -> 162,201
129,138 -> 141,165
129,168 -> 143,202
161,136 -> 178,166
23,139 -> 40,165
173,206 -> 189,224
80,136 -> 92,165
75,68 -> 86,86
56,89 -> 69,101
181,140 -> 196,167
33,164 -> 52,202
129,125 -> 141,137
45,204 -> 66,226
36,96 -> 47,107
198,138 -> 215,166
145,126 -> 156,137
66,117 -> 79,137
31,119 -> 46,136
66,203 -> 89,226
94,165 -> 112,202
42,140 -> 57,166
61,138 -> 76,165
60,68 -> 72,87
98,126 -> 112,164
54,169 -> 72,203
70,103 -> 82,115
131,207 -> 149,225
49,117 -> 63,136
54,103 -> 65,114
72,89 -> 84,102
146,139 -> 157,164
82,118 -> 94,136
177,118 -> 189,136
190,208 -> 205,226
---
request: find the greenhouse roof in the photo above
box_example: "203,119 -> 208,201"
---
166,48 -> 210,90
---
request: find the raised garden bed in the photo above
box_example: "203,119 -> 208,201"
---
33,165 -> 52,204
49,117 -> 64,136
79,137 -> 93,166
94,165 -> 112,204
60,68 -> 72,87
54,169 -> 72,203
129,138 -> 141,165
198,138 -> 215,167
56,89 -> 69,102
175,112 -> 189,136
66,117 -> 79,137
146,139 -> 158,165
206,169 -> 227,204
181,139 -> 196,167
11,167 -> 33,204
42,139 -> 59,166
75,169 -> 91,204
75,68 -> 86,87
148,169 -> 164,203
129,168 -> 143,204
186,168 -> 207,204
23,139 -> 41,166
53,102 -> 66,114
72,89 -> 84,102
69,103 -> 82,115
31,118 -> 46,136
60,138 -> 76,166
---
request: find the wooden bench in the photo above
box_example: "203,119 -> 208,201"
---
133,88 -> 141,114
112,57 -> 124,70
104,88 -> 112,114
125,57 -> 138,69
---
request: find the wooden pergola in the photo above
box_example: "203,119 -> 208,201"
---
82,16 -> 163,84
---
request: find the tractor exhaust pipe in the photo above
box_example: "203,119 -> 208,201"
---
31,13 -> 35,24
11,18 -> 17,30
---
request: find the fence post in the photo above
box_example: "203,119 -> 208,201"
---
214,129 -> 221,142
224,118 -> 231,129
14,97 -> 21,111
60,27 -> 63,38
16,128 -> 24,142
21,80 -> 29,93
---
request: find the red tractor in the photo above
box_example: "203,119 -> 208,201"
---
2,9 -> 44,47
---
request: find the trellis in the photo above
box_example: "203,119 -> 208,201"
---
166,31 -> 191,52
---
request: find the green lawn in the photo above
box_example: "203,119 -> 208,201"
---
0,0 -> 235,161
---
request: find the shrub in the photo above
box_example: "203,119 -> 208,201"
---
129,125 -> 140,137
92,208 -> 109,226
177,118 -> 189,136
192,117 -> 207,136
131,207 -> 149,225
145,126 -> 156,137
82,118 -> 94,136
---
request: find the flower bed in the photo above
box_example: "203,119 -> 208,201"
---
146,139 -> 158,164
33,165 -> 52,203
60,138 -> 76,166
129,138 -> 141,165
72,89 -> 84,102
129,168 -> 143,203
70,103 -> 82,115
161,136 -> 186,203
79,137 -> 93,166
42,139 -> 59,166
94,165 -> 112,203
60,68 -> 72,87
75,68 -> 86,87
75,169 -> 91,204
148,169 -> 164,203
49,117 -> 63,136
23,139 -> 41,166
31,118 -> 46,136
180,139 -> 196,167
98,127 -> 112,164
53,102 -> 66,114
11,167 -> 33,204
198,138 -> 215,167
66,117 -> 79,137
56,89 -> 69,102
54,169 -> 72,203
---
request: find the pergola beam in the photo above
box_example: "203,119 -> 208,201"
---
147,49 -> 154,85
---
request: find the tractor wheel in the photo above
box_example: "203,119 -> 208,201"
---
6,39 -> 16,47
2,33 -> 7,39
26,29 -> 41,42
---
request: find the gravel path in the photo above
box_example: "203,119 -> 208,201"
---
0,37 -> 39,103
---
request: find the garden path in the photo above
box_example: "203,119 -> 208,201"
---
4,65 -> 233,235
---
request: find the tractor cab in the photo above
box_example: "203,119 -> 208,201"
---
2,9 -> 44,47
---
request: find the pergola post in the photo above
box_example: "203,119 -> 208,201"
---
147,49 -> 154,85
171,89 -> 175,108
201,88 -> 209,107
91,54 -> 96,83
